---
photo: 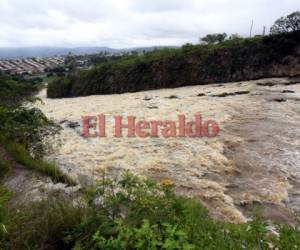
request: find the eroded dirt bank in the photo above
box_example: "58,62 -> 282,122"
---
37,77 -> 300,223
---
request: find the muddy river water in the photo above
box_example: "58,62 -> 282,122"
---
36,77 -> 300,223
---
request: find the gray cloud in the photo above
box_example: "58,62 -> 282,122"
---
0,0 -> 298,48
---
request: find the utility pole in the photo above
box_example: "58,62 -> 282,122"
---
250,20 -> 254,38
262,26 -> 266,36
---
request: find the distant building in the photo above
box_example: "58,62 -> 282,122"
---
0,56 -> 65,75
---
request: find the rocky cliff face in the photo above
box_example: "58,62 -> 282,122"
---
47,31 -> 300,98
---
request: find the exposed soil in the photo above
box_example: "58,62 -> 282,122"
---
0,146 -> 80,207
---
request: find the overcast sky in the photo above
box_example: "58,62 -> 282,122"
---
0,0 -> 298,48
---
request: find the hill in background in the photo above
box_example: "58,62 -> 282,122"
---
0,46 -> 177,59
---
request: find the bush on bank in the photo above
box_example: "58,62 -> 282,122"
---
0,72 -> 74,184
0,172 -> 299,250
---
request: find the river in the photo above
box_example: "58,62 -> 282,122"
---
36,77 -> 300,223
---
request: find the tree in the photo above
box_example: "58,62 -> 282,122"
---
182,43 -> 194,50
270,11 -> 300,34
200,33 -> 227,45
228,34 -> 242,40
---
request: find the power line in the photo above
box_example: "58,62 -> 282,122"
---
250,20 -> 254,38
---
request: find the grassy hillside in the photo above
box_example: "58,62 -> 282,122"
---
47,31 -> 300,98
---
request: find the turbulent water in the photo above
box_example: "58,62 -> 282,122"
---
36,77 -> 300,223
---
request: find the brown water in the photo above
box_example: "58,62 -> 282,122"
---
36,77 -> 300,223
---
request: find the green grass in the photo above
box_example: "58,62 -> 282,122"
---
4,142 -> 76,186
0,159 -> 11,180
0,172 -> 299,249
0,186 -> 11,239
0,186 -> 10,207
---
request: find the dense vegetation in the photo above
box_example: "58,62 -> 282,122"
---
0,72 -> 73,184
0,72 -> 41,106
0,172 -> 299,249
48,31 -> 300,98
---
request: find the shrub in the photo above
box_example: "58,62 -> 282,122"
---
1,200 -> 88,250
0,172 -> 299,249
0,72 -> 38,107
0,105 -> 61,159
0,68 -> 70,185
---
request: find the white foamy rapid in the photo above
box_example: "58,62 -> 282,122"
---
36,77 -> 300,222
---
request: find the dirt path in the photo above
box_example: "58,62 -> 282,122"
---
0,146 -> 80,207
